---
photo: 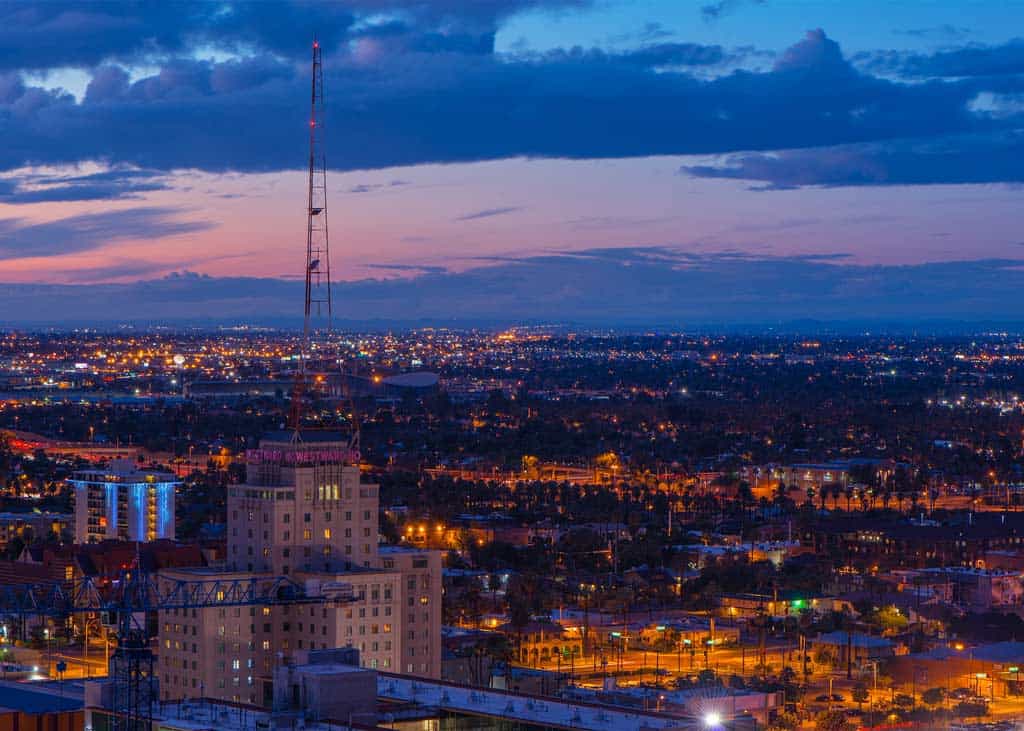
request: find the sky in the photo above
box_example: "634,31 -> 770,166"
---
2,0 -> 1024,325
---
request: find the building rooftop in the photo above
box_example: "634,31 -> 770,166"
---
378,673 -> 689,731
69,458 -> 178,483
0,680 -> 84,713
291,662 -> 369,675
260,430 -> 349,444
382,372 -> 439,388
815,631 -> 894,649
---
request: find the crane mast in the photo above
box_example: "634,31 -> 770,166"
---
0,569 -> 328,731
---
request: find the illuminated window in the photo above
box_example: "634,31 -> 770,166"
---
323,528 -> 332,539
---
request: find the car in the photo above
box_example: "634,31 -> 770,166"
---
831,693 -> 845,702
950,687 -> 973,700
814,694 -> 831,703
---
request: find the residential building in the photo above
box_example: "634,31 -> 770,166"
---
69,459 -> 178,543
157,432 -> 442,706
0,511 -> 71,548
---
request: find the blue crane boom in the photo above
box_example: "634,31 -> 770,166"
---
0,570 -> 317,616
0,568 -> 330,731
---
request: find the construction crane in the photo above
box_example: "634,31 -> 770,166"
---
0,567 -> 328,731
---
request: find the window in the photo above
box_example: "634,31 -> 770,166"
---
303,529 -> 312,540
323,528 -> 332,539
283,513 -> 291,523
325,512 -> 332,521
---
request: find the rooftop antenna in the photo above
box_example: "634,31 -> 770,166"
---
292,35 -> 332,440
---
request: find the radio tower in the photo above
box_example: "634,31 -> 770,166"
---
292,37 -> 332,436
305,36 -> 332,328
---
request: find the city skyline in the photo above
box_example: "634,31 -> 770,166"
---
2,1 -> 1024,324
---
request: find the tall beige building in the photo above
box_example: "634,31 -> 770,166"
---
157,433 -> 441,706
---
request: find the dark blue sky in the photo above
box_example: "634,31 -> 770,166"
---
0,0 -> 1022,325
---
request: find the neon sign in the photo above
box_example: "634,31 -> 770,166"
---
246,448 -> 360,466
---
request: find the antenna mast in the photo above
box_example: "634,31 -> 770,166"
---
305,36 -> 332,328
292,36 -> 332,435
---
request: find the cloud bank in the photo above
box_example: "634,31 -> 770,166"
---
2,248 -> 1023,326
0,7 -> 1019,188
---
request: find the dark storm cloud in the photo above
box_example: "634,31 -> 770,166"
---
0,4 -> 1021,192
0,1 -> 589,70
683,131 -> 1024,188
2,27 -> 1019,179
0,207 -> 213,259
4,248 -> 1024,325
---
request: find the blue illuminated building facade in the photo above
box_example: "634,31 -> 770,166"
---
69,459 -> 179,543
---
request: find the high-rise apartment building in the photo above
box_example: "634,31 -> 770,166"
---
158,433 -> 442,705
69,459 -> 178,543
226,433 -> 378,574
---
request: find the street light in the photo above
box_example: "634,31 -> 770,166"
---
703,711 -> 722,728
